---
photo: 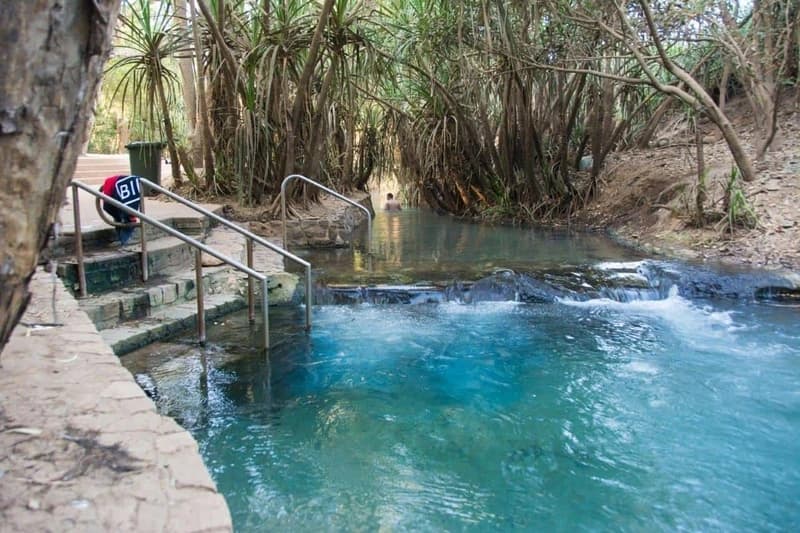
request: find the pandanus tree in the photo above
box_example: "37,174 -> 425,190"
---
380,0 -> 625,218
95,0 -> 797,219
187,0 -> 389,211
111,0 -> 192,186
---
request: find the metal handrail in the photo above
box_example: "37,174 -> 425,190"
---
71,181 -> 272,348
281,174 -> 372,255
138,178 -> 312,330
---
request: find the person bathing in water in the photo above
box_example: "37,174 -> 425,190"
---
384,192 -> 402,211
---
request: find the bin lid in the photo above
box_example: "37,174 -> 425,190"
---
125,141 -> 166,149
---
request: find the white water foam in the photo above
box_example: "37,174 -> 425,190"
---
558,286 -> 739,342
438,301 -> 523,315
607,272 -> 650,283
621,361 -> 660,375
594,260 -> 646,271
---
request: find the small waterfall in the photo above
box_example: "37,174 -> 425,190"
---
591,260 -> 675,302
596,286 -> 669,302
313,284 -> 445,305
310,260 -> 798,306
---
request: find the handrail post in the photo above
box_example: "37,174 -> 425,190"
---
261,278 -> 269,349
195,249 -> 206,344
281,186 -> 288,250
305,264 -> 312,330
139,191 -> 148,282
71,183 -> 87,298
247,238 -> 255,324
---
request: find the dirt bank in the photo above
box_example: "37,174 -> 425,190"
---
577,93 -> 799,274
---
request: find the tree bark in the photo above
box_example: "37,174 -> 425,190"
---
174,0 -> 198,162
694,115 -> 707,224
282,0 -> 336,179
188,0 -> 215,189
0,0 -> 122,353
154,54 -> 183,187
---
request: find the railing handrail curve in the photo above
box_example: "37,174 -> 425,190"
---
280,174 -> 372,255
139,178 -> 311,269
139,178 -> 312,330
73,182 -> 266,280
71,181 -> 274,348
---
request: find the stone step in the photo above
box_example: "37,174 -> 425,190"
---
74,163 -> 129,171
55,214 -> 214,254
86,265 -> 299,355
58,236 -> 198,294
73,155 -> 130,175
74,168 -> 131,178
101,293 -> 248,355
72,153 -> 170,184
77,265 -> 236,331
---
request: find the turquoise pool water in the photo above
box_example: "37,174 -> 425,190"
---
125,296 -> 800,531
122,210 -> 800,531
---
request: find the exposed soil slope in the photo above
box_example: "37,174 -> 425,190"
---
579,93 -> 800,273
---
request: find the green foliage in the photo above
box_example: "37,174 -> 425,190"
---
108,0 -> 189,140
723,166 -> 758,233
85,104 -> 119,154
88,0 -> 796,216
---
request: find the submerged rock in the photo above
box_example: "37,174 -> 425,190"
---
440,271 -> 571,303
639,261 -> 799,301
586,260 -> 800,302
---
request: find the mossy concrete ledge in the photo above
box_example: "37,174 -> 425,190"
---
264,191 -> 375,248
0,271 -> 233,532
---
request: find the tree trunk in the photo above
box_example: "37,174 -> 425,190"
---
302,60 -> 337,178
698,93 -> 757,182
174,0 -> 198,163
282,0 -> 336,179
694,115 -> 706,224
718,62 -> 731,111
188,0 -> 215,189
154,57 -> 183,186
635,0 -> 756,181
0,0 -> 122,353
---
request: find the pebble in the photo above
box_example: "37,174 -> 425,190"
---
70,499 -> 91,510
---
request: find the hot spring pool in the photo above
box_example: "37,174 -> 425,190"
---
123,291 -> 800,531
123,209 -> 799,530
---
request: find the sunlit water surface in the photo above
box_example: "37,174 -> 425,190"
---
123,210 -> 800,531
290,208 -> 643,283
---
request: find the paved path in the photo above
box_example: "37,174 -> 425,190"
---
0,155 -> 233,531
0,272 -> 232,532
64,154 -> 216,235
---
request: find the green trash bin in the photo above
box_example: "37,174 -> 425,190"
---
125,141 -> 165,194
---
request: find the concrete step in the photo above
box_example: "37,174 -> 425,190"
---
58,236 -> 197,294
77,259 -> 248,327
72,153 -> 171,186
55,213 -> 214,254
101,293 -> 248,355
84,262 -> 298,355
73,155 -> 130,175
